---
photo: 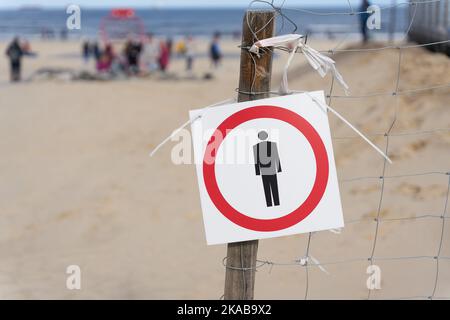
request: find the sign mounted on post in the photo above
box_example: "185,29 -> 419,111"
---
190,91 -> 344,245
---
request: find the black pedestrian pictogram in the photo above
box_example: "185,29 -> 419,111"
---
253,131 -> 282,207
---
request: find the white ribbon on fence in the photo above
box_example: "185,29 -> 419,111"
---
149,98 -> 236,157
303,91 -> 392,163
298,255 -> 330,275
249,34 -> 349,95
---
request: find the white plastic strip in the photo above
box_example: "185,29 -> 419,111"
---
149,98 -> 236,157
299,255 -> 330,275
249,34 -> 303,55
249,34 -> 349,95
279,38 -> 299,94
298,42 -> 349,95
304,92 -> 393,164
310,256 -> 330,275
329,228 -> 342,234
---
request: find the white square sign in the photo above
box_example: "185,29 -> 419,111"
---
190,91 -> 344,245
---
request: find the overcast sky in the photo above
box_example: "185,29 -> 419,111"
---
0,0 -> 394,9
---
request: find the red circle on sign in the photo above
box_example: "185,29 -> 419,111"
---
203,105 -> 329,232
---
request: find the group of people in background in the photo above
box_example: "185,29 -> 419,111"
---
5,37 -> 35,82
5,1 -> 377,84
175,31 -> 222,73
4,32 -> 222,83
81,32 -> 222,78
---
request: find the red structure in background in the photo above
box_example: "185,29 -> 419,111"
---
100,9 -> 145,42
110,9 -> 136,19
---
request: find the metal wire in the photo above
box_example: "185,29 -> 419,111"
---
270,38 -> 450,56
345,213 -> 449,224
240,243 -> 246,300
333,128 -> 450,140
365,46 -> 403,299
340,171 -> 450,183
430,175 -> 450,299
304,232 -> 312,300
301,0 -> 356,300
254,255 -> 450,269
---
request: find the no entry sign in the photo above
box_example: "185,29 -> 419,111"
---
190,91 -> 344,245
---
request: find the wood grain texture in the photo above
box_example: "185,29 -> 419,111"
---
224,10 -> 275,301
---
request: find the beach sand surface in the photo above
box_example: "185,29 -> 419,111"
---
0,38 -> 449,299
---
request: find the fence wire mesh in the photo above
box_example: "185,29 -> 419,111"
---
223,0 -> 450,300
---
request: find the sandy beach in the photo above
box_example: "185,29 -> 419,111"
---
0,37 -> 449,299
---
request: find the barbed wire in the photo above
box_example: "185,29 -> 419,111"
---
224,0 -> 450,301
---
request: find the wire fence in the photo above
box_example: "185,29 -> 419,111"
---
1,0 -> 448,301
409,0 -> 449,52
223,0 -> 450,300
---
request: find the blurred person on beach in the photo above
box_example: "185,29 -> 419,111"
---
158,40 -> 170,72
175,39 -> 187,56
96,53 -> 112,73
60,28 -> 68,41
360,0 -> 371,43
91,40 -> 101,63
210,32 -> 222,69
82,40 -> 90,64
96,43 -> 115,74
124,37 -> 142,75
104,43 -> 115,63
40,27 -> 55,39
140,33 -> 159,74
185,35 -> 196,73
166,37 -> 174,57
5,37 -> 24,82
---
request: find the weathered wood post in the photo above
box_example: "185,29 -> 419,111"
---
224,10 -> 275,300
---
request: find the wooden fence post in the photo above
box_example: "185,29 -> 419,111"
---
224,10 -> 275,300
